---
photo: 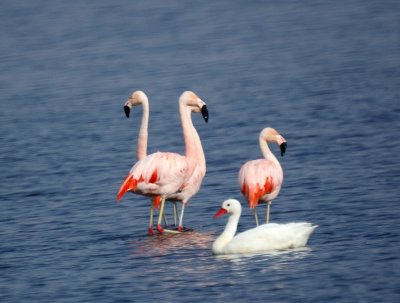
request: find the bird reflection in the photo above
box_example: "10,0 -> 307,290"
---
215,247 -> 314,273
130,231 -> 215,258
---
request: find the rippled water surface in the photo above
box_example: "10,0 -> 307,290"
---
1,1 -> 399,302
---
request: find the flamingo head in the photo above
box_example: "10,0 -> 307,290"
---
180,91 -> 209,123
123,90 -> 148,118
213,199 -> 242,218
276,134 -> 287,156
261,127 -> 287,156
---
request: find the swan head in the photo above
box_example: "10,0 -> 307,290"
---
123,90 -> 148,118
213,199 -> 242,218
180,91 -> 208,123
260,127 -> 287,156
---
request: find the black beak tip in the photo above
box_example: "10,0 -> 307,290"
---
201,105 -> 209,123
124,105 -> 130,118
280,142 -> 287,156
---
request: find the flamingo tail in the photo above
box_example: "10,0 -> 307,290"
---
116,175 -> 137,201
153,196 -> 161,209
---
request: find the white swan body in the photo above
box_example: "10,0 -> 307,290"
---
212,199 -> 317,255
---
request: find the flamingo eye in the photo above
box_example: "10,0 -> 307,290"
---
227,203 -> 230,207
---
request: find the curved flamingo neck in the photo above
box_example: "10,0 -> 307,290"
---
179,99 -> 197,160
136,98 -> 149,161
259,135 -> 279,165
191,120 -> 206,172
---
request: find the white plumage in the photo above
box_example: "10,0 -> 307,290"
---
212,199 -> 317,255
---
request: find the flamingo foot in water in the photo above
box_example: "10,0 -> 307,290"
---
156,224 -> 164,234
148,227 -> 155,236
161,226 -> 194,234
176,226 -> 194,233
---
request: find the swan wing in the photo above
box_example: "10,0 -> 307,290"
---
223,223 -> 317,254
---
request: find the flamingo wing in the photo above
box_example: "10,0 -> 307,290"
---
224,223 -> 316,253
238,159 -> 283,208
117,152 -> 189,202
168,162 -> 205,203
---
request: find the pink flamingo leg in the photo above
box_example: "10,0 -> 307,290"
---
266,201 -> 271,224
253,207 -> 259,227
148,200 -> 155,236
156,197 -> 166,234
177,204 -> 185,231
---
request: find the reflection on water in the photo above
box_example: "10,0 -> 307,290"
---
128,231 -> 316,292
129,231 -> 222,288
130,231 -> 215,257
215,247 -> 314,272
129,230 -> 315,276
216,246 -> 313,261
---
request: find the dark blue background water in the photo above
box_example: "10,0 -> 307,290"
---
1,1 -> 399,302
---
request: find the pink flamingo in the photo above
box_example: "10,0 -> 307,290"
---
165,102 -> 207,232
121,91 -> 207,230
121,90 -> 168,226
117,91 -> 208,235
238,127 -> 287,226
122,90 -> 176,227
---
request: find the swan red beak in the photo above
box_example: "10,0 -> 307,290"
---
213,207 -> 228,218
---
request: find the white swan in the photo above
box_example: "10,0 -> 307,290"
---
212,199 -> 317,255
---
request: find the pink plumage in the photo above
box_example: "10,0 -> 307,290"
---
117,91 -> 208,234
117,152 -> 189,206
238,127 -> 286,224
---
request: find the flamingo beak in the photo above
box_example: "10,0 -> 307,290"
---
280,142 -> 287,156
201,105 -> 209,123
124,105 -> 130,118
213,207 -> 227,218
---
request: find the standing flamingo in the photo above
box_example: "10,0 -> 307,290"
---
122,90 -> 169,226
123,92 -> 207,230
117,91 -> 208,235
238,127 -> 287,226
165,103 -> 207,232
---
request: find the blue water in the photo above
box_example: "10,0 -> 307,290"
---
1,0 -> 400,302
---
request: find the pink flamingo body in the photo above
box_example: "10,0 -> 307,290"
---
117,151 -> 188,202
238,127 -> 287,225
117,91 -> 208,234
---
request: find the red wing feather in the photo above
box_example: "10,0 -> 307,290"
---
116,174 -> 137,201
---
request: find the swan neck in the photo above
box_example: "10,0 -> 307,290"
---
213,213 -> 240,254
223,214 -> 239,238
